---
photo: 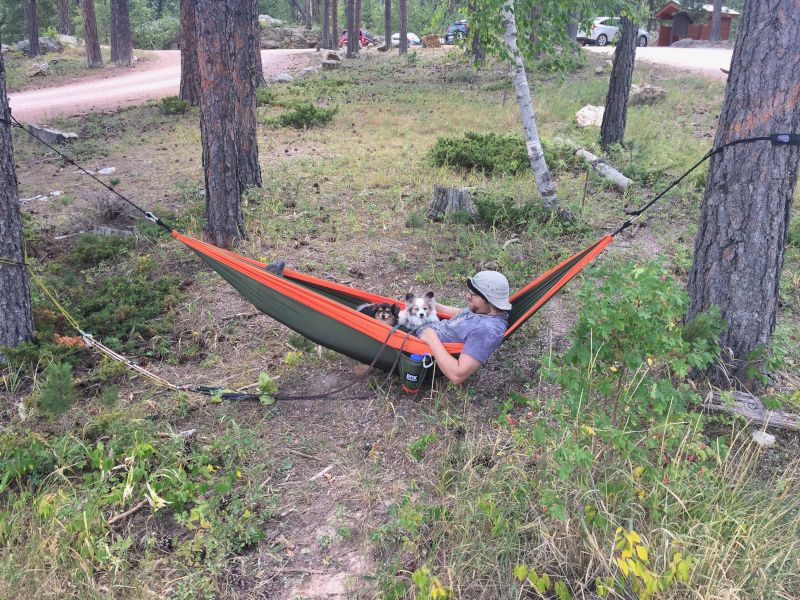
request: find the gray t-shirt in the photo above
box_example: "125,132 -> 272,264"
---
416,309 -> 508,364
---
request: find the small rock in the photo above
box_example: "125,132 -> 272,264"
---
298,65 -> 321,77
321,60 -> 340,71
258,14 -> 284,26
93,226 -> 134,237
752,430 -> 776,448
96,167 -> 117,175
594,65 -> 605,75
630,83 -> 667,106
57,34 -> 81,47
324,51 -> 341,61
16,37 -> 63,54
272,72 -> 294,83
1,44 -> 10,54
575,105 -> 605,128
26,62 -> 51,77
27,125 -> 78,144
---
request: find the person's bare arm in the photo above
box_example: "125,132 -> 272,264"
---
418,328 -> 482,385
435,302 -> 461,318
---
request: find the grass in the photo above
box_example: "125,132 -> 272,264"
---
3,46 -> 124,93
3,46 -> 799,598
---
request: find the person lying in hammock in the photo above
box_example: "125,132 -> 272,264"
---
414,270 -> 511,385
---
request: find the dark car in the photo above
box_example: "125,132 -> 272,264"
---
444,20 -> 468,44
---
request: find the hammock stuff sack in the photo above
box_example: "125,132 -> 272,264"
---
174,232 -> 613,381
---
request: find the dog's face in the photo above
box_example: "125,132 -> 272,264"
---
404,291 -> 436,320
372,303 -> 399,324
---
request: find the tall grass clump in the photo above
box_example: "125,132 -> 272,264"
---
372,261 -> 800,599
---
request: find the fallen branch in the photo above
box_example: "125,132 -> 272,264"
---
107,499 -> 147,526
575,148 -> 632,192
309,464 -> 334,481
703,391 -> 800,431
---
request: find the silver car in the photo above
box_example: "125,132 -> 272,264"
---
577,17 -> 650,47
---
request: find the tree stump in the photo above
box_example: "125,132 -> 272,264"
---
428,185 -> 476,221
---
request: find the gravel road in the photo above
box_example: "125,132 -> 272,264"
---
9,49 -> 314,123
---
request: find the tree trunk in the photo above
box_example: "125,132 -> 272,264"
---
600,16 -> 637,149
57,0 -> 71,36
251,4 -> 266,87
305,0 -> 313,29
429,185 -> 476,221
345,0 -> 357,58
398,0 -> 407,54
383,0 -> 392,50
81,0 -> 104,69
500,0 -> 559,211
687,0 -> 800,380
0,51 -> 34,360
332,0 -> 339,48
26,0 -> 40,57
194,0 -> 262,247
179,0 -> 200,105
322,0 -> 331,48
110,0 -> 134,68
355,0 -> 362,42
313,0 -> 321,24
566,12 -> 578,43
710,0 -> 723,42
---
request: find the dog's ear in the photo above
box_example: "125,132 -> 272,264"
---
404,292 -> 415,302
424,291 -> 435,300
391,304 -> 400,316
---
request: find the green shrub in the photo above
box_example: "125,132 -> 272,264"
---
38,362 -> 75,420
70,232 -> 135,268
133,16 -> 181,49
276,102 -> 338,129
787,218 -> 800,249
256,86 -> 278,106
428,132 -> 575,176
160,95 -> 190,115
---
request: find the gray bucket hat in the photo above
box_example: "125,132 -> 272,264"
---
468,270 -> 512,311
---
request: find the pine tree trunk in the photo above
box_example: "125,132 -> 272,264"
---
0,52 -> 33,360
398,0 -> 407,54
57,0 -> 71,36
305,0 -> 312,29
194,0 -> 261,247
179,0 -> 200,105
81,0 -> 104,69
687,0 -> 800,379
710,0 -> 723,42
313,0 -> 321,25
251,3 -> 266,88
110,0 -> 134,67
322,0 -> 331,48
332,0 -> 339,48
500,0 -> 559,211
383,0 -> 392,50
345,0 -> 357,58
355,0 -> 362,44
600,16 -> 637,149
26,0 -> 40,57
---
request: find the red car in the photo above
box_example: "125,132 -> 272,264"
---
339,29 -> 370,48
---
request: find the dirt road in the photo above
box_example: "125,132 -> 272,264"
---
8,49 -> 314,123
586,45 -> 732,80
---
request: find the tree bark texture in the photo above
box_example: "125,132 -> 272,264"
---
179,0 -> 200,105
332,0 -> 339,46
710,0 -> 723,42
250,5 -> 266,87
313,0 -> 321,24
26,0 -> 40,57
687,0 -> 800,375
57,0 -> 71,35
355,0 -> 361,41
500,0 -> 558,210
345,0 -> 357,57
110,0 -> 134,68
398,0 -> 408,54
81,0 -> 104,69
0,52 -> 34,359
600,16 -> 636,149
305,0 -> 313,29
429,185 -> 476,221
322,0 -> 331,48
194,0 -> 262,247
383,0 -> 392,50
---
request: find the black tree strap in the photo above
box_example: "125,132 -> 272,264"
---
611,133 -> 799,237
0,115 -> 174,234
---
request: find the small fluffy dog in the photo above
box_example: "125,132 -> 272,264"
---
357,302 -> 400,326
398,291 -> 439,330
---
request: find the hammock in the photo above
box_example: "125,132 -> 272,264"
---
174,231 -> 613,372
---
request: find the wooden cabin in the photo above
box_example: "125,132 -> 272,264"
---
655,2 -> 740,46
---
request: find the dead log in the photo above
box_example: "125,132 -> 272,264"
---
575,148 -> 632,192
429,185 -> 476,221
703,390 -> 800,431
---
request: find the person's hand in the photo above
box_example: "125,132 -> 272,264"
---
418,327 -> 439,345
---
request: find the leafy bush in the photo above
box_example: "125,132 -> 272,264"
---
70,232 -> 135,268
276,102 -> 338,129
160,95 -> 190,115
428,132 -> 576,176
133,16 -> 181,49
255,86 -> 278,106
